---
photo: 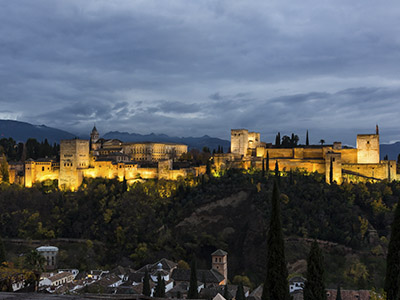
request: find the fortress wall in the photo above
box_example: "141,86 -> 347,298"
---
266,149 -> 294,158
271,159 -> 326,173
342,163 -> 390,180
338,149 -> 357,163
303,148 -> 324,159
136,168 -> 158,179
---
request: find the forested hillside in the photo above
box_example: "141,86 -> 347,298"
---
0,170 -> 397,290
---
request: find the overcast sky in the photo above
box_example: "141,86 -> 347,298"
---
1,0 -> 400,145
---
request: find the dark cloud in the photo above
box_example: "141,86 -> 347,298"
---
0,0 -> 400,144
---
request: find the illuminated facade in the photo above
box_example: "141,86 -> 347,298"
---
21,127 -> 204,191
215,127 -> 397,183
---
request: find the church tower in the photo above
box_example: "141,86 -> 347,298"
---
90,126 -> 99,150
211,249 -> 228,285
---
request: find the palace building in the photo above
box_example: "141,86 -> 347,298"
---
214,127 -> 397,184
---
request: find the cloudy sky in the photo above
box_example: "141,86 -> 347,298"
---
1,0 -> 400,145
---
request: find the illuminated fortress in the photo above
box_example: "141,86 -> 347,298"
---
24,127 -> 205,190
214,126 -> 397,183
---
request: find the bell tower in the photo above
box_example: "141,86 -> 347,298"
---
211,249 -> 228,285
90,125 -> 100,150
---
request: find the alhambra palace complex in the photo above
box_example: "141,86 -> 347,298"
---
8,126 -> 397,190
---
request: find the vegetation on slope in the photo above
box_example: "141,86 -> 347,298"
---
0,169 -> 398,289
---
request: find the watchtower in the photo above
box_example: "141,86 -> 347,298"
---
357,134 -> 379,164
59,139 -> 89,191
231,129 -> 249,156
211,249 -> 228,285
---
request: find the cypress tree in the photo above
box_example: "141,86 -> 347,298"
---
221,146 -> 224,153
385,200 -> 400,300
142,269 -> 151,296
266,151 -> 269,173
275,133 -> 281,146
303,240 -> 327,300
0,236 -> 5,264
335,286 -> 342,300
188,257 -> 199,299
223,284 -> 230,300
261,181 -> 290,300
262,158 -> 265,177
160,278 -> 166,298
235,282 -> 246,300
275,160 -> 280,184
306,130 -> 309,146
154,273 -> 166,297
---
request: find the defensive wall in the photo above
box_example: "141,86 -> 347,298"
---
215,128 -> 398,184
18,138 -> 204,190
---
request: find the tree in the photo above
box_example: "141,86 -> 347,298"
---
142,269 -> 151,296
384,155 -> 389,161
0,154 -> 9,183
275,133 -> 281,146
336,286 -> 342,300
275,160 -> 280,184
24,250 -> 45,292
306,130 -> 309,146
303,240 -> 327,300
320,139 -> 325,146
223,284 -> 230,300
385,200 -> 400,300
261,181 -> 290,300
235,282 -> 246,300
262,158 -> 265,177
154,273 -> 165,297
0,236 -> 5,264
266,151 -> 269,173
188,257 -> 199,299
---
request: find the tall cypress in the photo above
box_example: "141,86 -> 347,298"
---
235,282 -> 245,300
335,286 -> 342,300
275,160 -> 280,183
266,151 -> 269,173
261,181 -> 290,300
303,240 -> 327,300
385,200 -> 400,300
262,158 -> 265,177
275,133 -> 281,146
188,257 -> 199,299
223,284 -> 230,300
0,236 -> 5,264
154,273 -> 165,297
142,269 -> 151,296
306,130 -> 309,146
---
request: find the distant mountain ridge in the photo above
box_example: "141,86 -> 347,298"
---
380,142 -> 400,160
0,120 -> 76,144
103,131 -> 230,151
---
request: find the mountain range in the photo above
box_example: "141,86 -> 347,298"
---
0,119 -> 399,157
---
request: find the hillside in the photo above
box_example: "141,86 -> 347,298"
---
0,120 -> 76,144
0,171 -> 396,289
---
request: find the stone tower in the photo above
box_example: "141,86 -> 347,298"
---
211,249 -> 228,285
231,129 -> 249,156
59,139 -> 89,191
357,133 -> 379,164
90,126 -> 100,150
